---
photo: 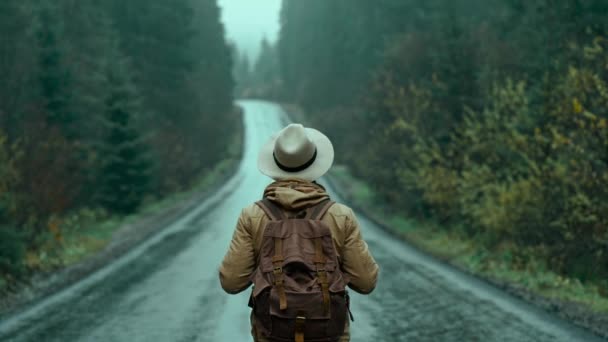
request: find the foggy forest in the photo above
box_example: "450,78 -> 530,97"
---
0,1 -> 607,341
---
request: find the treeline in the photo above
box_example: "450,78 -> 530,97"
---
1,0 -> 234,278
278,0 -> 608,284
232,38 -> 281,99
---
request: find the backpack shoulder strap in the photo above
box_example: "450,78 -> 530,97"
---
308,200 -> 335,221
256,198 -> 285,221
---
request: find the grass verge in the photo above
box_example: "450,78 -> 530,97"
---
24,157 -> 239,272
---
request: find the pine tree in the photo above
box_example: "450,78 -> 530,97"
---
253,38 -> 277,85
248,38 -> 280,98
59,0 -> 117,143
192,0 -> 234,117
36,2 -> 75,139
232,47 -> 252,96
0,1 -> 36,139
97,52 -> 150,214
102,0 -> 235,193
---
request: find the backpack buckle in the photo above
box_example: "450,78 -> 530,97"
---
316,268 -> 327,280
295,314 -> 306,342
273,266 -> 283,275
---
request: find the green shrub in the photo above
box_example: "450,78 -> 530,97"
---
358,35 -> 608,283
0,226 -> 26,277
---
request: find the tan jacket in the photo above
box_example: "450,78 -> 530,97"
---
219,179 -> 379,340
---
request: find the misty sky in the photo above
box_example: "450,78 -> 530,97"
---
217,0 -> 282,61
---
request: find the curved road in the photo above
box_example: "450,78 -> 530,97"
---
0,100 -> 605,341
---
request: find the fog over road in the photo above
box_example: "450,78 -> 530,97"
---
0,101 -> 604,342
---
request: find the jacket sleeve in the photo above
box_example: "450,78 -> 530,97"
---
219,208 -> 256,294
341,209 -> 379,294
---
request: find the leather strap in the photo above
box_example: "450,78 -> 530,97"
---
314,238 -> 330,315
273,237 -> 287,310
308,200 -> 335,220
256,199 -> 285,221
272,238 -> 284,264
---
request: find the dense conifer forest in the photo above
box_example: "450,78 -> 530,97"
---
0,0 -> 235,283
276,0 -> 608,290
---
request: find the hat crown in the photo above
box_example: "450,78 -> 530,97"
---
274,124 -> 316,169
258,121 -> 334,181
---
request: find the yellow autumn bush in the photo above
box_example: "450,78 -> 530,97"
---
534,39 -> 608,279
364,36 -> 608,282
410,141 -> 461,222
464,38 -> 607,280
454,80 -> 545,241
359,73 -> 443,216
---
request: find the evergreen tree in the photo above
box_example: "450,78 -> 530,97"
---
253,38 -> 278,85
103,0 -> 235,193
59,0 -> 117,143
0,1 -> 37,139
246,38 -> 280,98
232,47 -> 252,96
36,2 -> 75,138
191,0 -> 234,116
98,54 -> 150,214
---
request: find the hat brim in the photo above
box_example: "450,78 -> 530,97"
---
258,128 -> 334,181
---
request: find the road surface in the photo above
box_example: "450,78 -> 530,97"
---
0,100 -> 604,341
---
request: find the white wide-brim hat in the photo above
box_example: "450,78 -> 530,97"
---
258,123 -> 334,181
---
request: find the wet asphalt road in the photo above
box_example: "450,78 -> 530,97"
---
0,100 -> 605,342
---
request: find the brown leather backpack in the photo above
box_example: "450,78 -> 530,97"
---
249,198 -> 349,342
